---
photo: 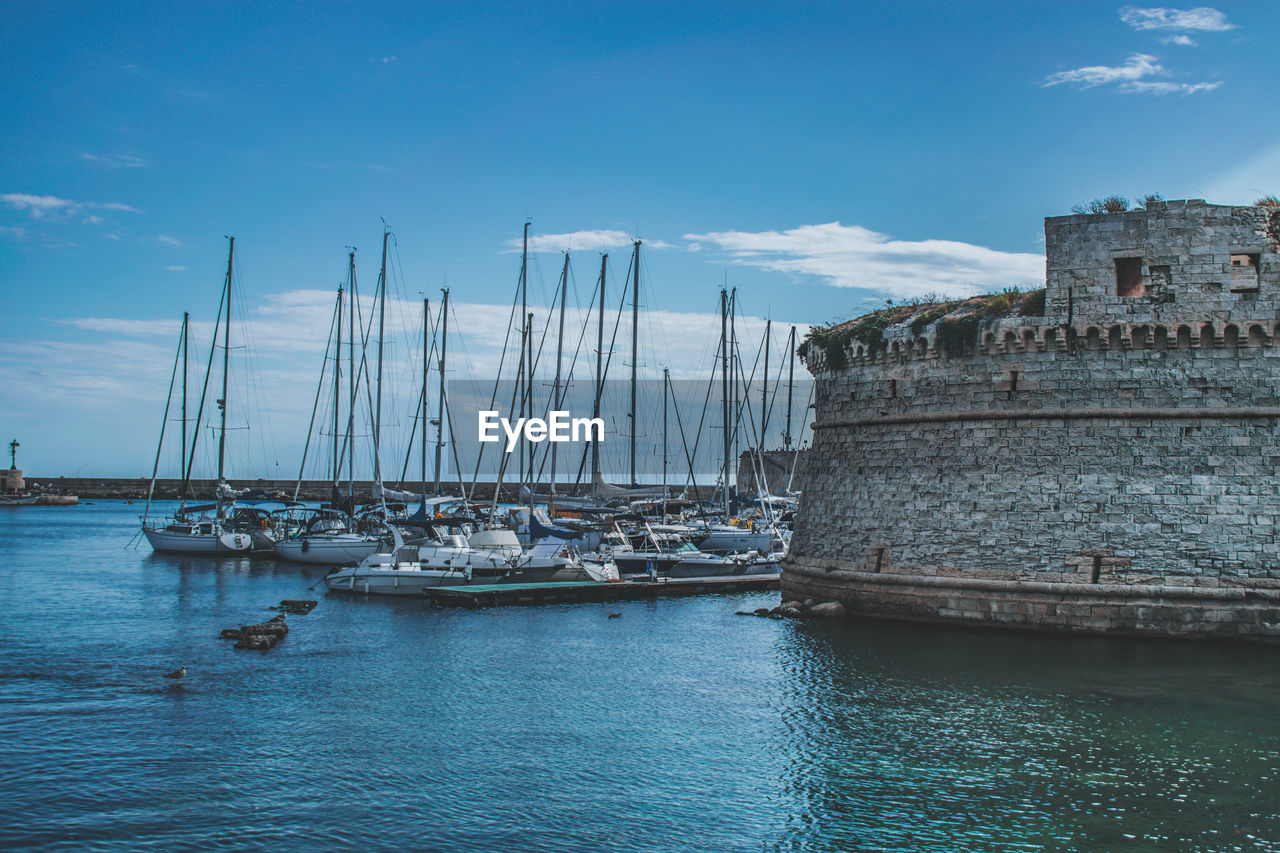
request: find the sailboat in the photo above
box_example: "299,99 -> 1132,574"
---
274,245 -> 387,566
142,237 -> 253,554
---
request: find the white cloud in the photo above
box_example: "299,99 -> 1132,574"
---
2,194 -> 77,219
683,222 -> 1043,299
0,225 -> 31,241
166,265 -> 187,271
508,229 -> 675,254
1,193 -> 141,220
1043,52 -> 1218,95
1120,80 -> 1221,94
83,215 -> 104,225
1044,53 -> 1163,88
1119,6 -> 1234,32
380,56 -> 397,64
1160,34 -> 1198,46
79,152 -> 148,168
158,234 -> 181,246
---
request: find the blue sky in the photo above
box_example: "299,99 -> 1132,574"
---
2,1 -> 1276,477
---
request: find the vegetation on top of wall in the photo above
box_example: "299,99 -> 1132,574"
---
799,287 -> 1047,368
1072,195 -> 1130,214
1258,195 -> 1280,208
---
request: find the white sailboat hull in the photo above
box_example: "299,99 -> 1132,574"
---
144,527 -> 252,554
273,536 -> 382,565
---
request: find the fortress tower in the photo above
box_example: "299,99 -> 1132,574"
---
783,200 -> 1280,641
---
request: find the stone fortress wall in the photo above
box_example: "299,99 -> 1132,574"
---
782,200 -> 1280,641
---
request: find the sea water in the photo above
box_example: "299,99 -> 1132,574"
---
1,501 -> 1278,851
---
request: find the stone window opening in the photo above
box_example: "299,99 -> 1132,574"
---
889,379 -> 897,398
1090,555 -> 1102,584
1115,257 -> 1144,298
1231,253 -> 1261,292
873,547 -> 885,573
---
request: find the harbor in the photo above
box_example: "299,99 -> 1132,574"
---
5,1 -> 1279,850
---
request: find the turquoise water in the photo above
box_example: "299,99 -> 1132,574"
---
1,502 -> 1278,851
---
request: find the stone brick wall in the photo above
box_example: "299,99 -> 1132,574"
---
785,202 -> 1280,640
1044,199 -> 1280,326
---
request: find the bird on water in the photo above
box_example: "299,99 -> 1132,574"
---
164,666 -> 186,679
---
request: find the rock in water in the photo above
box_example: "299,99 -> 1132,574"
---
809,602 -> 847,618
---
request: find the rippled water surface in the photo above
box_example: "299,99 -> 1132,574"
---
2,502 -> 1279,851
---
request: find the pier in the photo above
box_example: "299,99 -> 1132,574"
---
424,574 -> 780,608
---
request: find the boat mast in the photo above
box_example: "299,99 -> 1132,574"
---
434,287 -> 449,495
549,253 -> 568,506
720,287 -> 730,516
374,227 -> 388,493
181,311 -> 189,484
761,318 -> 770,454
422,296 -> 430,499
524,312 -> 533,505
629,240 -> 641,487
333,285 -> 343,485
662,366 -> 669,507
729,287 -> 738,501
216,236 -> 234,515
783,325 -> 795,450
519,222 -> 529,489
592,253 -> 607,486
346,249 -> 357,503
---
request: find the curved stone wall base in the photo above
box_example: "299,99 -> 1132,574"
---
783,561 -> 1280,643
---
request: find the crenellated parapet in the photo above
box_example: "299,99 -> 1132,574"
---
805,316 -> 1280,372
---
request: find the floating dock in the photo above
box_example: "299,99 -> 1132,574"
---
424,574 -> 780,608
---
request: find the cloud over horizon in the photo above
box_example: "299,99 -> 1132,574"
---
507,229 -> 675,254
683,222 -> 1044,299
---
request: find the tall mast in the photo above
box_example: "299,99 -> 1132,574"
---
216,236 -> 234,493
730,287 -> 738,489
784,325 -> 796,450
434,287 -> 449,494
374,227 -> 388,488
347,250 -> 356,501
592,253 -> 607,485
181,311 -> 189,483
333,285 -> 343,484
524,313 -> 533,504
629,240 -> 640,487
549,253 -> 569,503
519,222 -> 529,489
720,287 -> 730,515
662,367 -> 669,506
761,318 -> 771,452
422,296 -> 430,499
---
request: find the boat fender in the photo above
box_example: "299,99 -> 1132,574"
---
260,518 -> 269,531
301,539 -> 309,553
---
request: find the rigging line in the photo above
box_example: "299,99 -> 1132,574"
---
467,272 -> 524,502
686,331 -> 722,491
398,303 -> 441,486
488,328 -> 528,520
143,320 -> 186,522
294,294 -> 340,500
667,369 -> 701,500
181,271 -> 227,505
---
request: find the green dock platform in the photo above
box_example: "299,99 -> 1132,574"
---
423,574 -> 781,608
